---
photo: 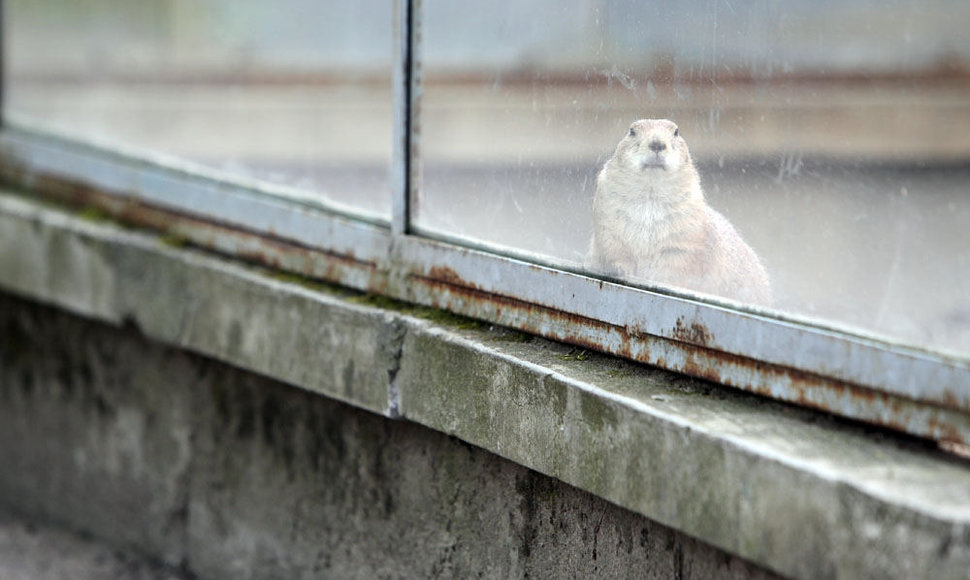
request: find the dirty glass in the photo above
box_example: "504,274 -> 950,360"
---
5,0 -> 393,221
415,0 -> 970,355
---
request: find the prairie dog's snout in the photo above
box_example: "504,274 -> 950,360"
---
618,119 -> 686,172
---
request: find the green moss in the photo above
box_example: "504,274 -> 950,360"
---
490,329 -> 535,343
76,207 -> 113,224
607,367 -> 634,378
159,232 -> 190,248
556,348 -> 591,362
347,293 -> 488,331
267,270 -> 355,297
417,308 -> 489,331
348,293 -> 414,312
579,390 -> 618,432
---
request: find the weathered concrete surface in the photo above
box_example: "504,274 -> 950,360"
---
398,326 -> 970,580
2,192 -> 970,578
0,193 -> 399,417
0,296 -> 193,565
0,511 -> 190,580
0,294 -> 775,579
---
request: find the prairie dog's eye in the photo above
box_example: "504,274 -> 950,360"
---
674,128 -> 680,137
629,127 -> 636,137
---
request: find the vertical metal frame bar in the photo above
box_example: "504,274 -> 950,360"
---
0,0 -> 5,129
391,0 -> 415,237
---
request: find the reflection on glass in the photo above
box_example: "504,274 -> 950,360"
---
6,0 -> 393,220
417,0 -> 970,355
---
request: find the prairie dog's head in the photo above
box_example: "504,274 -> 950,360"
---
611,119 -> 692,175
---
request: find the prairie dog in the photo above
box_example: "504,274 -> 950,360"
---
588,119 -> 772,305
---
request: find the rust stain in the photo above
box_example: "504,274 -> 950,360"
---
0,165 -> 381,292
410,273 -> 969,445
671,317 -> 713,347
427,265 -> 470,288
942,391 -> 961,409
927,416 -> 964,444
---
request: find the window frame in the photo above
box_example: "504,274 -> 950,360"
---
1,0 -> 968,445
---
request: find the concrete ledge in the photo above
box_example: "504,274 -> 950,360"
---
2,190 -> 970,579
0,293 -> 778,578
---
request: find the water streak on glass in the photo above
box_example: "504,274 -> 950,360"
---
5,0 -> 393,220
416,0 -> 970,356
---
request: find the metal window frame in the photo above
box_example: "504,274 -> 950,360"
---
1,0 -> 968,445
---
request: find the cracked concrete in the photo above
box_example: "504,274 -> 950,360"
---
378,316 -> 408,418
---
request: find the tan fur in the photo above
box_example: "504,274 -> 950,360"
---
588,119 -> 772,305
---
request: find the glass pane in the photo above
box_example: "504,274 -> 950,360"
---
6,0 -> 393,221
416,0 -> 970,355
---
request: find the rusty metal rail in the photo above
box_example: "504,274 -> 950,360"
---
2,123 -> 969,447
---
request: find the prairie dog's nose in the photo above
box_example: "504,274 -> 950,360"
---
648,139 -> 666,153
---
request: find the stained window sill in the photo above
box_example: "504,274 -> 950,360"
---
1,190 -> 968,579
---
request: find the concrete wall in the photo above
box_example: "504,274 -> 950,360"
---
0,293 -> 775,579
